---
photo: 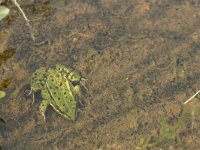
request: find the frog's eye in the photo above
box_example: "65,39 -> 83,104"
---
73,76 -> 79,80
68,72 -> 81,82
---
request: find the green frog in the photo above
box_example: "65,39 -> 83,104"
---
30,64 -> 81,121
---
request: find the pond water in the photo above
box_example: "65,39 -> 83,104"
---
0,0 -> 200,149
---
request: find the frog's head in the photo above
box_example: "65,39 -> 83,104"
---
55,64 -> 72,74
68,71 -> 81,82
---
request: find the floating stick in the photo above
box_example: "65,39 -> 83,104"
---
184,90 -> 200,104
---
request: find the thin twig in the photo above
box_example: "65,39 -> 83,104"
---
183,90 -> 200,104
11,0 -> 35,41
12,0 -> 29,26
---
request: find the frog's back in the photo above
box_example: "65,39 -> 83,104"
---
46,69 -> 77,119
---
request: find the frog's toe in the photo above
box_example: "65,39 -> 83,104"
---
36,111 -> 46,123
26,88 -> 33,96
39,100 -> 49,122
41,112 -> 46,122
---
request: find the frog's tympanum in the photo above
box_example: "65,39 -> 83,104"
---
30,64 -> 81,121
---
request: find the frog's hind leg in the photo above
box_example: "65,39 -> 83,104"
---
39,99 -> 50,122
50,103 -> 72,121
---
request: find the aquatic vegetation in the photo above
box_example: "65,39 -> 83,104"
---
175,101 -> 200,130
136,95 -> 200,149
124,86 -> 134,103
0,0 -> 29,25
0,49 -> 16,66
0,90 -> 6,99
0,78 -> 12,89
0,0 -> 34,40
136,119 -> 176,149
11,0 -> 29,26
0,49 -> 14,100
136,136 -> 151,150
147,119 -> 176,148
0,5 -> 10,21
0,78 -> 12,99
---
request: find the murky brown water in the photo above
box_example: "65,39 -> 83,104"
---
0,0 -> 200,149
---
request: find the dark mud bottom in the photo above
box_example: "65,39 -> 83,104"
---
0,0 -> 200,149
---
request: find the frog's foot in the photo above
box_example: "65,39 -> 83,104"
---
25,88 -> 35,105
27,88 -> 33,96
39,99 -> 50,122
41,113 -> 46,123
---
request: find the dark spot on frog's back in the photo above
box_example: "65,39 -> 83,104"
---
39,79 -> 43,82
60,82 -> 63,86
71,102 -> 76,108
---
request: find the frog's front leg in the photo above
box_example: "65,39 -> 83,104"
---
71,85 -> 82,107
72,85 -> 81,97
39,99 -> 50,122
